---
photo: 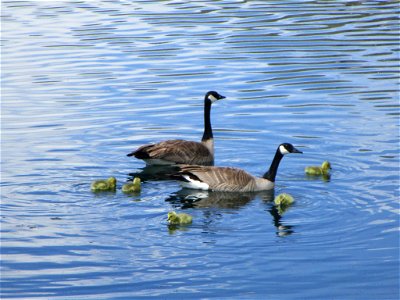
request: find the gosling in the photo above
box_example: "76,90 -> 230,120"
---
167,211 -> 193,225
122,177 -> 141,193
274,193 -> 294,215
305,161 -> 331,176
274,193 -> 294,206
91,177 -> 117,192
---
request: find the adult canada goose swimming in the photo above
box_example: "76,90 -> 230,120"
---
127,91 -> 225,166
175,143 -> 302,192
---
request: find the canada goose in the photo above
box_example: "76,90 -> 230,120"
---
175,143 -> 302,192
91,177 -> 117,192
122,177 -> 141,193
305,161 -> 331,175
127,91 -> 225,166
167,211 -> 193,225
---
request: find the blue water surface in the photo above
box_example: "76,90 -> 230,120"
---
1,1 -> 399,299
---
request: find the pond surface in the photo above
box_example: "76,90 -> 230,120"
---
1,1 -> 399,299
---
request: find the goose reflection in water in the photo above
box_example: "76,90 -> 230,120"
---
166,189 -> 295,236
166,189 -> 260,209
127,165 -> 180,182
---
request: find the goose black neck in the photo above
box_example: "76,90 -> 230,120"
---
201,98 -> 213,142
263,148 -> 284,182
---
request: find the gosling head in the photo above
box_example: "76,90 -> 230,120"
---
321,161 -> 331,171
133,177 -> 141,188
167,211 -> 179,224
206,91 -> 226,103
107,177 -> 117,187
279,143 -> 303,155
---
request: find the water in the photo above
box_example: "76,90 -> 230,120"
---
1,1 -> 399,299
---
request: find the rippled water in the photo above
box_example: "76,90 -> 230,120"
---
2,1 -> 399,299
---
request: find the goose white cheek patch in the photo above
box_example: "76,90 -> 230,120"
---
208,94 -> 218,102
279,145 -> 290,155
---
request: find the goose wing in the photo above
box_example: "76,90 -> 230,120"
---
178,165 -> 256,192
129,140 -> 213,165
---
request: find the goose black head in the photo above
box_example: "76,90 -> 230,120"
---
279,143 -> 303,155
206,91 -> 226,103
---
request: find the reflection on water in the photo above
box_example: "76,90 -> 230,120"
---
305,173 -> 331,182
166,189 -> 295,236
2,0 -> 399,299
127,165 -> 180,182
166,188 -> 267,209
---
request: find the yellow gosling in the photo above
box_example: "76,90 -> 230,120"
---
305,161 -> 331,176
274,193 -> 294,206
167,211 -> 193,225
274,193 -> 294,215
122,177 -> 141,193
91,177 -> 117,192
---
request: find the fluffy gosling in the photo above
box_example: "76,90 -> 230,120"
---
91,177 -> 117,192
274,193 -> 294,206
274,193 -> 294,215
122,177 -> 141,193
305,161 -> 331,176
167,211 -> 193,225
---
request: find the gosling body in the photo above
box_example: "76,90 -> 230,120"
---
274,193 -> 294,206
167,211 -> 193,225
91,177 -> 117,192
122,177 -> 141,193
274,193 -> 295,215
305,161 -> 331,175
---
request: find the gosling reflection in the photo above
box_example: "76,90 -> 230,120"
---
167,224 -> 190,235
305,173 -> 331,182
268,205 -> 294,237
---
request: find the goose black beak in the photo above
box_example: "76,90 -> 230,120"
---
292,147 -> 303,154
219,95 -> 226,100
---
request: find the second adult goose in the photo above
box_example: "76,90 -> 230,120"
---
175,143 -> 302,192
127,91 -> 225,166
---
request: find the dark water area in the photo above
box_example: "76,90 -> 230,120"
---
1,1 -> 399,299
